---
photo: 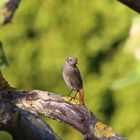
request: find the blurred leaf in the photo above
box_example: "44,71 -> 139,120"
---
0,131 -> 13,140
0,0 -> 9,5
0,42 -> 8,68
112,74 -> 140,89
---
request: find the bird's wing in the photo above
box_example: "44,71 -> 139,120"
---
73,66 -> 83,88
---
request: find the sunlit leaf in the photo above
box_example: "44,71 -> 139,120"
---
112,74 -> 140,89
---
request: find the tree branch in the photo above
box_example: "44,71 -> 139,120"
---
0,86 -> 127,140
0,92 -> 60,140
0,0 -> 21,26
117,0 -> 140,13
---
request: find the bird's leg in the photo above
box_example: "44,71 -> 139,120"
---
69,90 -> 75,101
68,89 -> 73,96
69,91 -> 77,101
73,92 -> 77,99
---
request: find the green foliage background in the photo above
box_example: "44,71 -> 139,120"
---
0,0 -> 140,139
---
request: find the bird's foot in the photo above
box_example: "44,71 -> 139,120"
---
62,96 -> 83,105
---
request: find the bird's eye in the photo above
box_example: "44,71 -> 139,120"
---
69,58 -> 72,61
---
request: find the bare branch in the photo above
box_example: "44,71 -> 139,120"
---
0,71 -> 127,140
0,90 -> 60,140
117,0 -> 140,13
16,110 -> 61,140
0,0 -> 21,26
13,90 -> 127,140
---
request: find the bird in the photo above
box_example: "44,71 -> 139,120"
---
62,56 -> 84,104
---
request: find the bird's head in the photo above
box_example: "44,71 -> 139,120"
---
66,56 -> 78,66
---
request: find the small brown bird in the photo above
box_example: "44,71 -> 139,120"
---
62,56 -> 84,104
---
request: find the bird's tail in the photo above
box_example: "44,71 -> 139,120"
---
78,88 -> 84,104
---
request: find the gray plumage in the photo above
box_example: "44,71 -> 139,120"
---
62,56 -> 83,91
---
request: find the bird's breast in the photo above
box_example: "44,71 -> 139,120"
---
62,65 -> 75,76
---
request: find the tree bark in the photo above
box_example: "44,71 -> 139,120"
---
117,0 -> 140,13
0,72 -> 127,140
0,0 -> 21,26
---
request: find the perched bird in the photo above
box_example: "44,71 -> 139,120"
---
62,56 -> 84,104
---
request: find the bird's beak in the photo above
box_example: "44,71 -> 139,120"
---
74,61 -> 77,65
